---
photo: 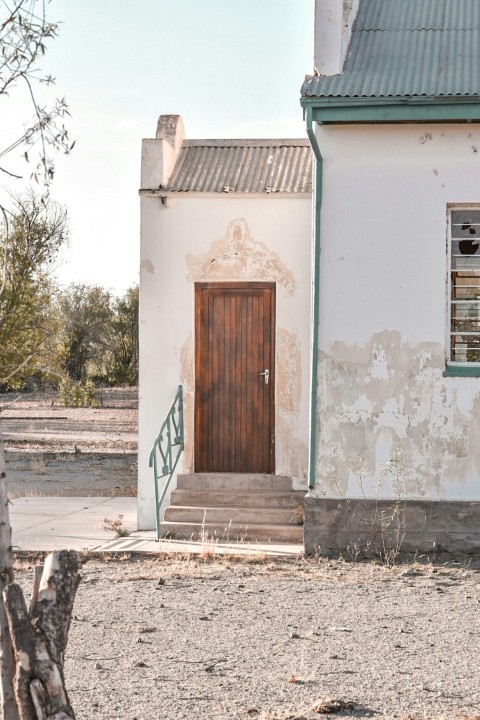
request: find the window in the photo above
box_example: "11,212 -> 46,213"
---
449,208 -> 480,367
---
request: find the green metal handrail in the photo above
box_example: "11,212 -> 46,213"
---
149,385 -> 184,540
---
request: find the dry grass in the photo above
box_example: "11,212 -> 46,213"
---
198,528 -> 218,559
112,480 -> 137,497
399,715 -> 480,720
8,488 -> 53,499
290,503 -> 304,525
30,456 -> 47,475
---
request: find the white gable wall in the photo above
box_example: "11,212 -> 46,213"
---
314,122 -> 480,502
314,0 -> 360,75
139,193 -> 311,529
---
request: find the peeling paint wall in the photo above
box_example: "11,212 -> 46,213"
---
277,328 -> 309,484
314,123 -> 480,502
186,218 -> 296,294
139,194 -> 311,529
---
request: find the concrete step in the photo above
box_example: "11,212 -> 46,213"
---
164,505 -> 304,526
170,488 -> 305,509
160,521 -> 304,543
177,473 -> 292,492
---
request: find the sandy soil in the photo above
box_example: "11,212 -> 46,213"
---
13,554 -> 480,720
0,387 -> 137,497
4,390 -> 480,719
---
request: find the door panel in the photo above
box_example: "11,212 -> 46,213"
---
195,283 -> 275,473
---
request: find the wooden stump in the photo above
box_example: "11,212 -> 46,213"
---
0,433 -> 20,720
0,436 -> 81,719
3,551 -> 82,720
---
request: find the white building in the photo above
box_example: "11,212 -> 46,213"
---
139,0 -> 480,556
139,116 -> 312,540
302,0 -> 480,554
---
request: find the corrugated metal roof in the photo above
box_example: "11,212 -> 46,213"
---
165,140 -> 312,194
302,0 -> 480,99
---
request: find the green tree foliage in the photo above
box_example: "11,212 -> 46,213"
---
0,193 -> 68,388
107,285 -> 139,385
57,378 -> 100,408
0,0 -> 72,389
56,284 -> 139,386
56,284 -> 112,382
0,9 -> 74,720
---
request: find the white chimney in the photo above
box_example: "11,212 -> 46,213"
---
141,114 -> 185,190
314,0 -> 359,76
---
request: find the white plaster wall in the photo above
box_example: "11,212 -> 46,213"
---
139,194 -> 311,529
314,123 -> 480,501
314,0 -> 359,76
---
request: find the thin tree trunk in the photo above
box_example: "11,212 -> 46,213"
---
0,433 -> 20,720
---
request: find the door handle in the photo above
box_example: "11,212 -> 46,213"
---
258,368 -> 269,385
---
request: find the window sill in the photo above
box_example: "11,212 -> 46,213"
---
443,365 -> 480,377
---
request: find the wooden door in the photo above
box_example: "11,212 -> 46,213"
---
195,282 -> 275,473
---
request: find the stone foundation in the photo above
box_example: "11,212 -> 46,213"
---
304,497 -> 480,556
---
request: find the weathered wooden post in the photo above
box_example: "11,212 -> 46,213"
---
0,434 -> 20,720
4,551 -> 82,719
0,436 -> 82,719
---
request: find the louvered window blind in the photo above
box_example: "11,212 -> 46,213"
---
450,209 -> 480,363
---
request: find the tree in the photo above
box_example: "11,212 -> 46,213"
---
1,0 -> 73,187
0,0 -> 73,388
55,284 -> 139,387
56,284 -> 112,382
0,3 -> 77,718
0,192 -> 68,389
107,285 -> 139,385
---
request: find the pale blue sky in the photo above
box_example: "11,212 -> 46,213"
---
2,0 -> 313,292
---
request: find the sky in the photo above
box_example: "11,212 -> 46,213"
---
2,0 -> 314,294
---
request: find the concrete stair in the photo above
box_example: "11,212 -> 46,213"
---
161,473 -> 305,543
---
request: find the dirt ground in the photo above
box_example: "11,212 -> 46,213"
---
0,387 -> 137,497
13,554 -> 480,720
3,389 -> 480,720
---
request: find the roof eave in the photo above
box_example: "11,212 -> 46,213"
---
301,95 -> 480,123
139,189 -> 312,198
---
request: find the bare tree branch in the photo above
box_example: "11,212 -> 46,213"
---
0,167 -> 21,179
0,0 -> 72,185
0,205 -> 8,299
0,353 -> 35,384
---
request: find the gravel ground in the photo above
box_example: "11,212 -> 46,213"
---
14,554 -> 480,720
1,387 -> 137,496
4,391 -> 480,719
5,451 -> 137,497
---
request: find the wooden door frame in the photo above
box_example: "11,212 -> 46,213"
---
194,281 -> 276,473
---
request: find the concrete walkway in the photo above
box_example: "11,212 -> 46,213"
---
9,497 -> 304,556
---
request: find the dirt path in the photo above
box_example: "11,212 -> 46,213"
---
0,387 -> 137,497
13,555 -> 480,720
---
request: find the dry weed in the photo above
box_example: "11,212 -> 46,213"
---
103,514 -> 130,537
258,698 -> 359,719
311,699 -> 358,714
30,456 -> 47,475
290,503 -> 304,525
199,529 -> 218,559
113,481 -> 137,497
